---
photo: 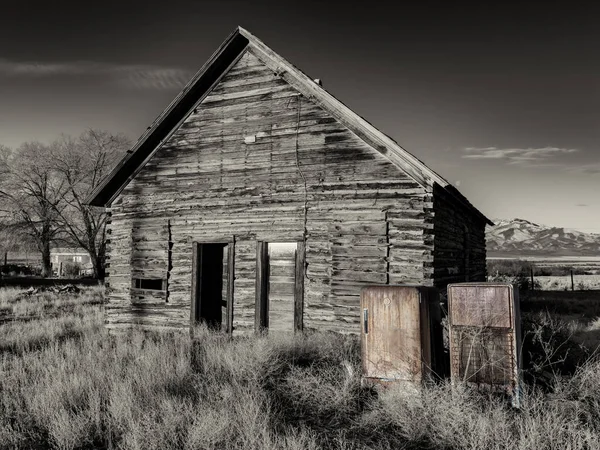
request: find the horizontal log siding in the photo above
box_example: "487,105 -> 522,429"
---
432,184 -> 487,292
106,49 -> 429,333
387,196 -> 435,287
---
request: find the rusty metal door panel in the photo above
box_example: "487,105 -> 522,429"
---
361,285 -> 442,384
449,284 -> 513,328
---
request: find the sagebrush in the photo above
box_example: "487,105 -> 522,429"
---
1,287 -> 600,449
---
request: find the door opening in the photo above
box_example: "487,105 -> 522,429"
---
191,242 -> 234,332
255,241 -> 304,333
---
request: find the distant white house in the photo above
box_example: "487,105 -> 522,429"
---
50,248 -> 93,276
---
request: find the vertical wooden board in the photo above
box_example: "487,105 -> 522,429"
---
255,241 -> 269,331
294,241 -> 305,332
189,242 -> 201,326
226,241 -> 235,334
232,240 -> 256,333
166,219 -> 172,302
221,245 -> 229,328
361,286 -> 422,382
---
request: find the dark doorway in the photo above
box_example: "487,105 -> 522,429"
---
191,242 -> 234,332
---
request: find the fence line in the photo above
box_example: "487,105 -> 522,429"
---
487,260 -> 600,291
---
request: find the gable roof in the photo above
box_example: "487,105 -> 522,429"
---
86,27 -> 492,226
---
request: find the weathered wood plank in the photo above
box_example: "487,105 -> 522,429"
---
102,48 -> 489,336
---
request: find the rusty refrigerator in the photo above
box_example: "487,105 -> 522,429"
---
361,285 -> 444,386
448,282 -> 522,406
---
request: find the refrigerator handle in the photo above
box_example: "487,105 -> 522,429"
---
363,308 -> 368,334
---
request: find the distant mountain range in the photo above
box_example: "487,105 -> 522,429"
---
486,218 -> 600,257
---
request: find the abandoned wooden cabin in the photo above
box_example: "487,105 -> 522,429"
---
87,27 -> 493,334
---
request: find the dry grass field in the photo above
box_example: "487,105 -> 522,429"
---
1,287 -> 600,449
535,274 -> 600,291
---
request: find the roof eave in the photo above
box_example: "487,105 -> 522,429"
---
86,27 -> 249,207
440,184 -> 494,226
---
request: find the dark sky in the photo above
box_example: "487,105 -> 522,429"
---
1,1 -> 599,231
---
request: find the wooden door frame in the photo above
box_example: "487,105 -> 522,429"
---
294,241 -> 305,332
255,240 -> 305,333
190,238 -> 235,335
255,241 -> 269,332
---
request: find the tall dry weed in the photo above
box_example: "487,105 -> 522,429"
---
2,286 -> 600,449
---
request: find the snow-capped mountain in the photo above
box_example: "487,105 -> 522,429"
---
486,218 -> 600,256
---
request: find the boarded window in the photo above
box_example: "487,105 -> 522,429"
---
131,220 -> 171,302
133,278 -> 165,290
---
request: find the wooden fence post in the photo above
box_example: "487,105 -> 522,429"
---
571,269 -> 574,291
530,267 -> 534,291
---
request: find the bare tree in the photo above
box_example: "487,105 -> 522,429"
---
0,147 -> 15,270
0,142 -> 68,276
0,222 -> 36,271
50,129 -> 129,279
0,145 -> 14,271
0,224 -> 18,268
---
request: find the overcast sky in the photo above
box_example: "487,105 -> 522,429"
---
1,1 -> 598,232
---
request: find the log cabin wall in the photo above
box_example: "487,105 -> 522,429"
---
104,49 -> 432,334
431,184 -> 487,292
